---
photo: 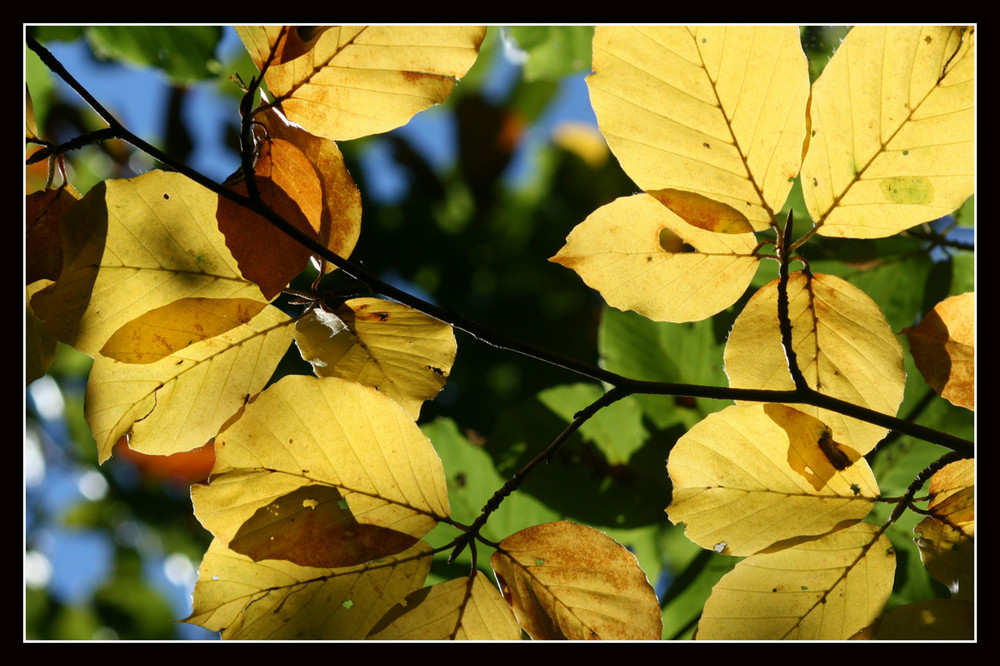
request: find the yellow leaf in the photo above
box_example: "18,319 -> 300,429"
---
914,458 -> 974,600
588,26 -> 809,232
30,171 -> 265,357
648,188 -> 753,234
237,26 -> 487,141
192,375 -> 450,552
724,271 -> 905,454
294,297 -> 457,420
550,193 -> 759,323
859,599 -> 974,640
367,572 -> 522,640
696,522 -> 895,640
26,280 -> 57,386
85,302 -> 293,462
99,297 -> 268,364
490,521 -> 662,640
802,26 -> 975,238
666,404 -> 879,557
907,292 -> 975,410
184,537 -> 432,639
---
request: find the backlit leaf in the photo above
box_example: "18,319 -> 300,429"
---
184,536 -> 432,640
99,297 -> 269,364
30,171 -> 265,357
858,599 -> 973,640
192,375 -> 450,560
237,26 -> 487,141
226,485 -> 419,569
801,26 -> 974,238
588,26 -> 809,232
367,571 -> 522,640
294,298 -> 457,420
85,302 -> 293,462
907,292 -> 975,410
490,521 -> 662,640
260,107 -> 362,274
666,404 -> 879,557
217,137 -> 323,300
551,193 -> 759,323
724,271 -> 906,454
914,458 -> 974,600
695,522 -> 895,640
26,184 -> 80,284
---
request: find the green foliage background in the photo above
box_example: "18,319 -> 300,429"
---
25,26 -> 972,639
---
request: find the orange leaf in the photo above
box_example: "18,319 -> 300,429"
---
907,292 -> 975,410
217,138 -> 323,300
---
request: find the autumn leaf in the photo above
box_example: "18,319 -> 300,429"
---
217,137 -> 323,300
695,522 -> 895,640
30,171 -> 266,357
857,599 -> 974,640
26,281 -> 57,386
724,271 -> 906,454
192,374 -> 451,566
85,301 -> 293,462
490,521 -> 662,640
367,571 -> 522,640
237,26 -> 487,141
907,292 -> 975,410
26,184 -> 80,284
259,107 -> 362,274
802,26 -> 975,238
588,26 -> 809,232
184,536 -> 433,640
550,193 -> 759,323
666,404 -> 879,557
914,458 -> 974,600
294,297 -> 457,420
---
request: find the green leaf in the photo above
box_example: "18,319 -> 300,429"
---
85,26 -> 224,83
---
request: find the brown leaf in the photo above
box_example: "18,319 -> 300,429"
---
228,485 -> 418,569
490,521 -> 662,640
217,138 -> 323,300
26,185 -> 81,284
906,292 -> 975,410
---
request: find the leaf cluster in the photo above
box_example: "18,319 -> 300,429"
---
26,25 -> 974,641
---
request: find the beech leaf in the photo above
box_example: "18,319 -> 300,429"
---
695,522 -> 895,640
30,171 -> 266,356
260,107 -> 363,274
724,271 -> 906,454
666,404 -> 879,557
85,302 -> 293,462
217,137 -> 323,300
192,375 -> 451,559
490,521 -> 662,640
367,571 -> 522,640
588,26 -> 809,232
237,26 -> 487,141
551,193 -> 759,323
906,292 -> 975,411
914,458 -> 974,600
802,26 -> 974,238
184,537 -> 432,640
294,297 -> 457,420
